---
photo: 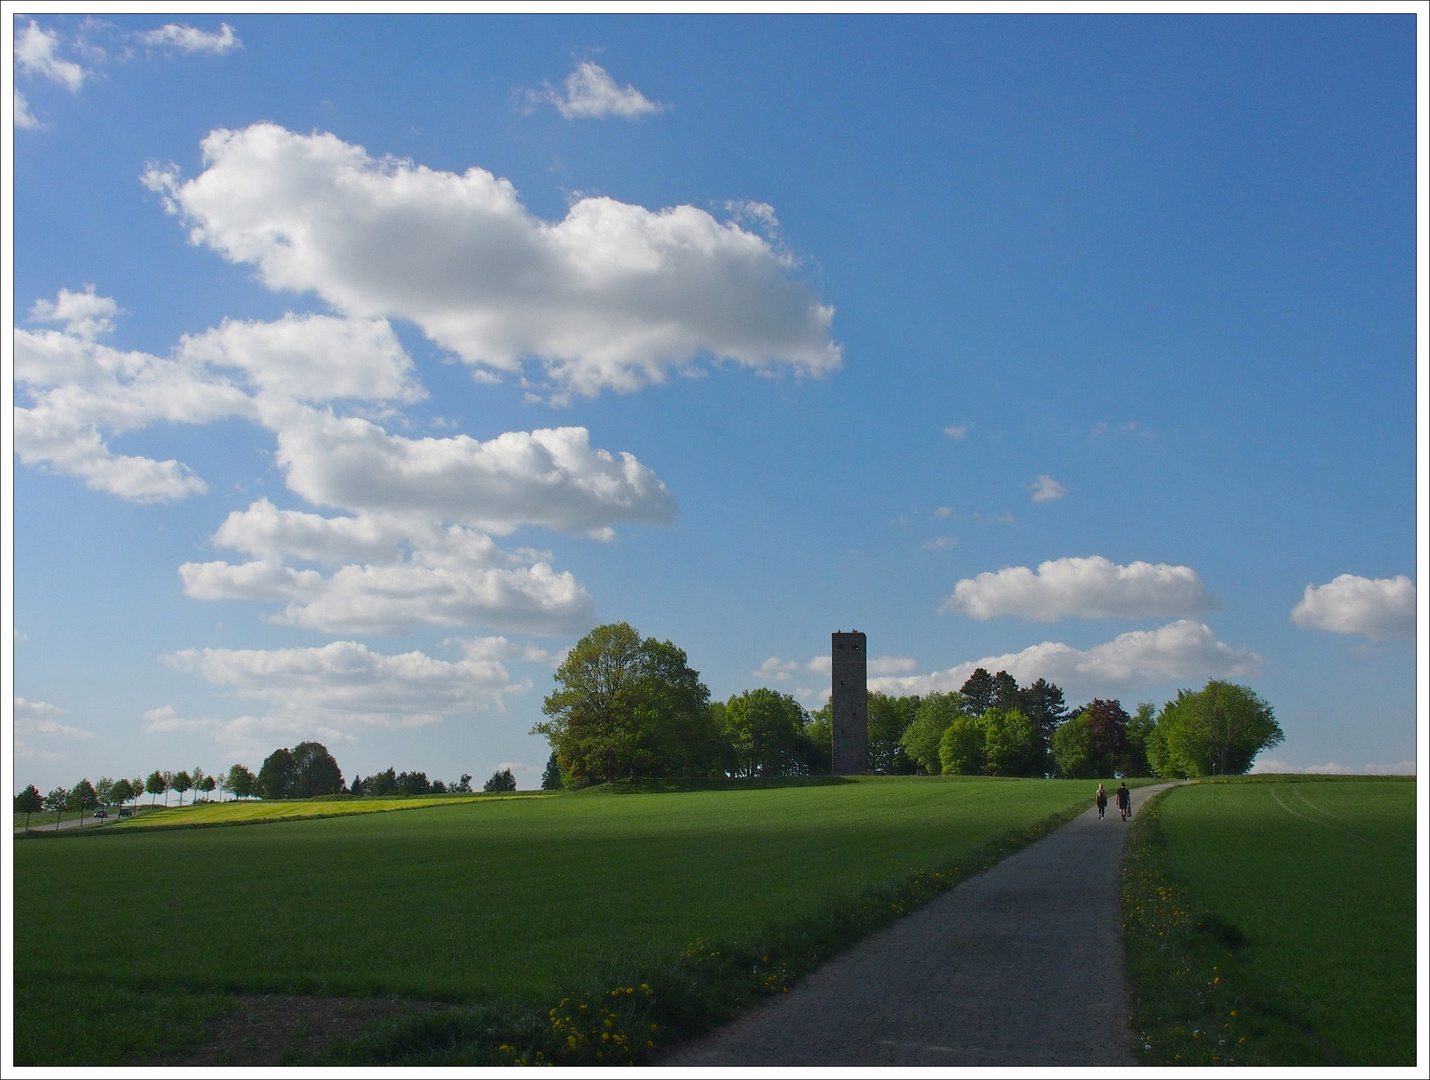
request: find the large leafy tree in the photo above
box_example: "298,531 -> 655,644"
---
900,692 -> 968,775
802,705 -> 832,775
535,623 -> 715,785
723,688 -> 808,777
1154,681 -> 1283,777
960,668 -> 996,716
1050,714 -> 1095,778
938,715 -> 986,775
867,693 -> 919,774
226,763 -> 257,799
15,784 -> 43,830
1019,678 -> 1069,773
291,742 -> 345,797
1123,702 -> 1157,777
257,748 -> 297,799
982,708 -> 1041,776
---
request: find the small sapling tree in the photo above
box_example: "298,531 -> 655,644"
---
171,770 -> 193,807
44,786 -> 69,830
70,779 -> 99,826
145,771 -> 166,806
15,784 -> 43,830
199,773 -> 217,801
110,777 -> 134,809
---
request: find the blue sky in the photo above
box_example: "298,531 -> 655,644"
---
8,13 -> 1422,792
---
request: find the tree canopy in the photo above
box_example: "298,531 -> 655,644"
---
535,622 -> 717,785
1149,681 -> 1283,777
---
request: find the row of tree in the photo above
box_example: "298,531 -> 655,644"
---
17,742 -> 509,824
534,623 -> 1285,786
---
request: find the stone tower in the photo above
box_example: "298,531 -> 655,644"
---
831,630 -> 867,774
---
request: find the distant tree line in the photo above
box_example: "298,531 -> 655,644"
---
16,739 -> 506,822
534,623 -> 1285,787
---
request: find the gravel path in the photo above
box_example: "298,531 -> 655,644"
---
665,782 -> 1178,1067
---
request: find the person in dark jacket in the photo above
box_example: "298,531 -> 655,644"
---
1095,783 -> 1108,819
1116,781 -> 1131,821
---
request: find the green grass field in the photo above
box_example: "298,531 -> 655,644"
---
14,775 -> 1095,1065
1123,777 -> 1416,1066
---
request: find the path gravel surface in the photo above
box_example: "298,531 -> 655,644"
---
665,782 -> 1178,1067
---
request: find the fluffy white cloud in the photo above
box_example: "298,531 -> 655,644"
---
146,123 -> 839,399
868,621 -> 1261,702
272,414 -> 677,538
30,285 -> 120,339
141,23 -> 241,54
177,313 -> 422,405
165,639 -> 533,735
943,556 -> 1216,622
527,60 -> 665,120
15,90 -> 41,129
185,500 -> 596,634
943,423 -> 968,440
14,20 -> 86,91
1289,574 -> 1416,641
14,291 -> 258,500
1029,474 -> 1066,503
753,657 -> 799,682
182,549 -> 593,635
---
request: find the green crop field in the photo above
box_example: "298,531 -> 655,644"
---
14,775 -> 1096,1065
1123,777 -> 1416,1066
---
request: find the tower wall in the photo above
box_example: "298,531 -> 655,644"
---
831,630 -> 867,774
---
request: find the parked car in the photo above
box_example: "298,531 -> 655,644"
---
93,808 -> 108,819
117,807 -> 132,818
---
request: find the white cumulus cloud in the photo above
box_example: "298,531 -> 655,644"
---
177,313 -> 423,405
15,90 -> 41,129
14,20 -> 87,91
165,639 -> 533,737
943,556 -> 1216,622
272,413 -> 677,538
15,289 -> 670,634
867,621 -> 1261,702
145,123 -> 839,399
527,60 -> 665,120
1289,574 -> 1416,641
141,23 -> 241,54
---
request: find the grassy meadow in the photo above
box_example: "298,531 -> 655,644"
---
14,775 -> 1095,1065
1123,776 -> 1416,1066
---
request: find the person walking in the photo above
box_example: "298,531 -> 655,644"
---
1115,781 -> 1131,821
1095,783 -> 1108,820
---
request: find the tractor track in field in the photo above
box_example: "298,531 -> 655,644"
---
663,782 -> 1181,1067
